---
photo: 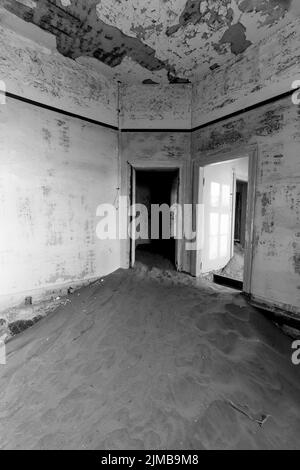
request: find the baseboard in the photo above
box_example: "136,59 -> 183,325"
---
0,275 -> 101,314
248,295 -> 300,331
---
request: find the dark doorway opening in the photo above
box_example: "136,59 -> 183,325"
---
134,169 -> 179,270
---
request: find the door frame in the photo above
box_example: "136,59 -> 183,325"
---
129,166 -> 136,267
192,144 -> 258,295
126,160 -> 185,271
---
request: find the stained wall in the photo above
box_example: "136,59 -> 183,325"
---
192,96 -> 300,316
120,131 -> 192,272
0,97 -> 120,309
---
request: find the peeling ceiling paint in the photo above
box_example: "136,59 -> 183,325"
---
0,0 -> 298,83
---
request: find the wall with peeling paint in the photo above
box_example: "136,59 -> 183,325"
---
0,21 -> 118,126
120,84 -> 192,129
192,95 -> 300,316
0,97 -> 120,309
192,17 -> 300,127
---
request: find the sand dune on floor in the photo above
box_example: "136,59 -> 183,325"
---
0,265 -> 300,450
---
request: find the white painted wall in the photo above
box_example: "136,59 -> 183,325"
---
200,157 -> 248,274
250,104 -> 300,315
0,19 -> 121,310
120,18 -> 300,131
0,97 -> 120,309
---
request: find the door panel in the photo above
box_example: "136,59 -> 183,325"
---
130,167 -> 136,267
202,163 -> 234,273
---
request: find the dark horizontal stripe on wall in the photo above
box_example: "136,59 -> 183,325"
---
3,88 -> 295,134
120,89 -> 295,133
191,89 -> 295,132
121,89 -> 295,133
4,91 -> 119,131
121,128 -> 189,133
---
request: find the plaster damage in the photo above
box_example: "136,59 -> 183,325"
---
120,84 -> 192,129
0,96 -> 120,309
0,0 -> 298,83
192,16 -> 300,127
0,22 -> 118,125
192,96 -> 300,315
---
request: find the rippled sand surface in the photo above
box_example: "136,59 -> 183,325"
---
1,264 -> 300,450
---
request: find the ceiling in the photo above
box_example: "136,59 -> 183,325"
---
0,0 -> 299,83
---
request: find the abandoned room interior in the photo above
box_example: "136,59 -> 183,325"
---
0,0 -> 300,452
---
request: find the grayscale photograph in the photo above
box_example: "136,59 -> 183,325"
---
0,0 -> 299,453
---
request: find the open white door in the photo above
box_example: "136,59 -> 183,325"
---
201,162 -> 234,273
130,166 -> 136,267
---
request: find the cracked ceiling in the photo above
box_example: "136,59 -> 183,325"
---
0,0 -> 299,83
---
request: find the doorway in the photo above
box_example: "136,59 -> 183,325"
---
199,156 -> 249,288
130,168 -> 180,270
234,180 -> 248,248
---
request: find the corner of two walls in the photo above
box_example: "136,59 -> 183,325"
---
0,24 -> 120,310
118,13 -> 300,312
0,15 -> 299,315
192,17 -> 300,128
